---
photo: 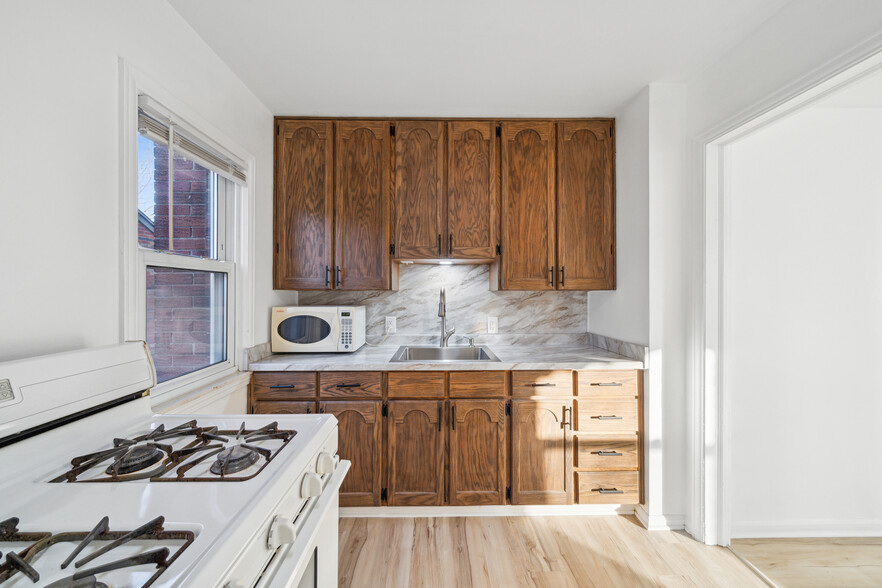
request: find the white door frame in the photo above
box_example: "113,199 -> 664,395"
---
695,43 -> 882,546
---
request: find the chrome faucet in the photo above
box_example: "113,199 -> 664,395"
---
438,288 -> 455,347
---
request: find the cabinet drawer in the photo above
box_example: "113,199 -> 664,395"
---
575,435 -> 638,470
253,400 -> 316,414
319,372 -> 382,398
252,372 -> 316,400
576,398 -> 638,433
449,371 -> 506,398
511,371 -> 573,397
577,370 -> 640,398
575,471 -> 639,504
387,372 -> 445,398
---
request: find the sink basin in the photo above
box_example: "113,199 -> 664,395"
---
390,345 -> 501,363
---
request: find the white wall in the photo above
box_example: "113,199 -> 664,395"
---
0,1 -> 283,362
727,106 -> 882,537
588,88 -> 649,346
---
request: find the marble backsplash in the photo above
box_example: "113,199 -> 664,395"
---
298,264 -> 587,344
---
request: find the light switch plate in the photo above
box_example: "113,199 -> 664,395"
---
385,316 -> 397,334
487,317 -> 498,334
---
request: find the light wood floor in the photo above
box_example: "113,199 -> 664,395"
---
339,516 -> 765,587
731,537 -> 882,587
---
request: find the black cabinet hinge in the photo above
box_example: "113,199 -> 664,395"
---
506,487 -> 512,501
610,244 -> 614,255
496,244 -> 501,255
505,401 -> 511,416
276,124 -> 280,135
382,402 -> 388,417
381,488 -> 388,502
496,126 -> 501,138
390,244 -> 395,255
275,243 -> 279,254
390,125 -> 396,137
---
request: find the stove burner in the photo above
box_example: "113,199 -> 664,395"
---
105,445 -> 165,476
210,445 -> 260,475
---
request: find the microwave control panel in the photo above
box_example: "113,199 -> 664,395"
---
340,312 -> 353,349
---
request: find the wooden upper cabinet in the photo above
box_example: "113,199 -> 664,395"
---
274,120 -> 334,290
394,121 -> 445,259
557,121 -> 615,290
500,121 -> 556,290
449,400 -> 506,505
448,121 -> 498,259
387,400 -> 444,506
335,121 -> 391,290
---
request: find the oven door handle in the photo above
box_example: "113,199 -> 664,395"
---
252,459 -> 351,588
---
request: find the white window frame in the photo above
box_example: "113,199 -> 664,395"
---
119,60 -> 256,404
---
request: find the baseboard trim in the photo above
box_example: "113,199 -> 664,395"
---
340,504 -> 636,518
731,520 -> 882,538
634,505 -> 686,531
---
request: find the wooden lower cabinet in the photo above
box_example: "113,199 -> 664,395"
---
511,400 -> 573,505
252,400 -> 314,414
320,401 -> 382,507
449,400 -> 506,505
387,400 -> 444,506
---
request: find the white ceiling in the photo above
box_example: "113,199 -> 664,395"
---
169,0 -> 791,117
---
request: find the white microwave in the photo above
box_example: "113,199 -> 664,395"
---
271,306 -> 366,353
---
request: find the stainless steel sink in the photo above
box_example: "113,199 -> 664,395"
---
390,345 -> 500,363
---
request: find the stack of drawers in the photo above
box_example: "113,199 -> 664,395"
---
573,370 -> 641,504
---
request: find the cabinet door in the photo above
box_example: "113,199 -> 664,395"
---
511,400 -> 573,505
335,121 -> 391,290
394,121 -> 445,259
274,120 -> 334,290
252,400 -> 315,414
321,401 -> 382,507
387,400 -> 444,506
500,121 -> 556,290
448,121 -> 498,259
557,121 -> 615,290
450,400 -> 506,505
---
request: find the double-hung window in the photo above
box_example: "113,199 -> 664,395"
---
132,95 -> 246,390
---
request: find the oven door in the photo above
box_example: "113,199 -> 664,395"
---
256,459 -> 350,588
272,309 -> 340,352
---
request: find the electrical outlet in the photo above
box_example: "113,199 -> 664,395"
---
487,317 -> 498,334
385,316 -> 397,334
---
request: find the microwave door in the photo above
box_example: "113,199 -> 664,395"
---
277,313 -> 338,350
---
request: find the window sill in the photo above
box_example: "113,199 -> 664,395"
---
150,364 -> 247,413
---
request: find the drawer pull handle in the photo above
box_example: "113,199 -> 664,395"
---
269,385 -> 296,389
335,383 -> 361,388
592,487 -> 624,494
531,383 -> 556,387
592,415 -> 623,420
594,450 -> 623,456
560,405 -> 572,430
590,382 -> 623,387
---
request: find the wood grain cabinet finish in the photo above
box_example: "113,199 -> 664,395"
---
575,398 -> 639,434
576,370 -> 640,397
252,400 -> 315,415
319,371 -> 382,398
387,400 -> 445,506
394,121 -> 446,259
511,370 -> 574,397
575,471 -> 639,504
251,372 -> 316,401
500,121 -> 556,290
511,399 -> 573,505
447,121 -> 498,259
556,121 -> 616,290
320,401 -> 383,506
274,120 -> 334,290
448,371 -> 506,398
387,372 -> 445,398
335,120 -> 391,290
449,400 -> 506,505
574,434 -> 639,470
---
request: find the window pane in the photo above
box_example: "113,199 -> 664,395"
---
146,267 -> 227,383
137,134 -> 218,259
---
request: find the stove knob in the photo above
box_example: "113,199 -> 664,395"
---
267,515 -> 296,549
316,451 -> 339,475
301,471 -> 323,498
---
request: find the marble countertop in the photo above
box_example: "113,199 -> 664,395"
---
248,344 -> 644,372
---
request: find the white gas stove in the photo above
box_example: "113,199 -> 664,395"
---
0,342 -> 348,588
